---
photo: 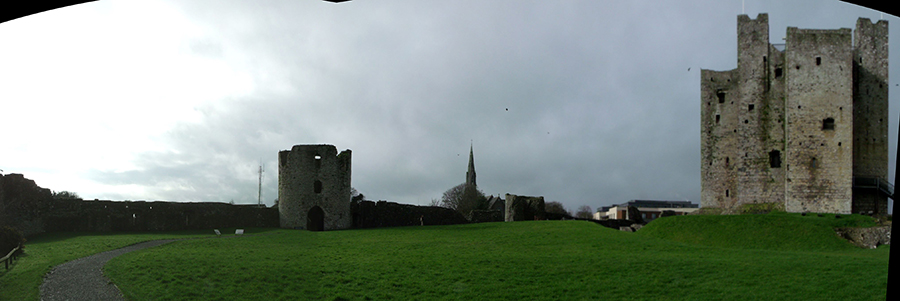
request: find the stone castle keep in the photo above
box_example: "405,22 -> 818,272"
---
278,144 -> 352,231
701,14 -> 889,215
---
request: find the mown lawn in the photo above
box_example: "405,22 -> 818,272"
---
104,214 -> 890,300
0,228 -> 279,301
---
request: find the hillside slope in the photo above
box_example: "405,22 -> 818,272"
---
638,211 -> 879,251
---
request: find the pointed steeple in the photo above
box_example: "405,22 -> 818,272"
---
466,142 -> 476,187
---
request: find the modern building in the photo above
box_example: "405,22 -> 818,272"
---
596,200 -> 699,222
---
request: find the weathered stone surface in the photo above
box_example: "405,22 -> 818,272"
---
467,209 -> 503,223
504,194 -> 546,221
351,200 -> 468,228
630,224 -> 643,231
619,226 -> 634,232
278,144 -> 352,231
700,14 -> 889,215
0,174 -> 279,237
835,226 -> 891,249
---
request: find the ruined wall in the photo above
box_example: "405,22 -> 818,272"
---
701,14 -> 887,214
351,200 -> 468,228
783,27 -> 853,214
852,18 -> 890,215
278,144 -> 352,230
700,69 -> 738,210
736,14 -> 785,208
0,174 -> 278,237
504,194 -> 546,221
0,174 -> 54,236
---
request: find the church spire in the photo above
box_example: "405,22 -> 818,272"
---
466,143 -> 476,187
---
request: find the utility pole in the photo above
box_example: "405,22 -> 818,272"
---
258,162 -> 265,207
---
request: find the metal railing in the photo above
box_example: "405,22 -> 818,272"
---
2,244 -> 21,270
852,177 -> 895,199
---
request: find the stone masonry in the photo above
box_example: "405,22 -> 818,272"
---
701,14 -> 888,214
278,144 -> 352,230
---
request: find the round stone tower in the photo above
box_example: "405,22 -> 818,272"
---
278,144 -> 352,231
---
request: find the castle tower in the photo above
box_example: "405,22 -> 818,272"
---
851,18 -> 890,215
278,144 -> 352,230
700,14 -> 888,214
466,144 -> 476,187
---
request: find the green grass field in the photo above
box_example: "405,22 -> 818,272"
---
0,228 -> 279,301
94,213 -> 889,301
0,213 -> 890,300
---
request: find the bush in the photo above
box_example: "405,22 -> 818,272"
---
0,226 -> 26,256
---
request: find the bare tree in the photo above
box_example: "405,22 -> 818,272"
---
575,205 -> 594,219
351,187 -> 365,202
440,183 -> 487,214
52,190 -> 81,200
545,201 -> 571,216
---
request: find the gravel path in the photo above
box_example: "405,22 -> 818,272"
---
39,239 -> 178,301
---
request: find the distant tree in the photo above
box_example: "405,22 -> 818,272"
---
440,183 -> 487,215
428,198 -> 441,207
52,190 -> 81,200
575,205 -> 594,219
351,187 -> 365,202
545,201 -> 570,216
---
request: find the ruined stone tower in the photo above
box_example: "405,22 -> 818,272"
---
278,144 -> 352,230
701,14 -> 889,215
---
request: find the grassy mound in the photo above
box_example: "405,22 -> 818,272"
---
638,211 -> 879,251
105,220 -> 889,300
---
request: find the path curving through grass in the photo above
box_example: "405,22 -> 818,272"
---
39,239 -> 178,301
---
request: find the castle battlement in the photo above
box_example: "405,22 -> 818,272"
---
700,14 -> 888,215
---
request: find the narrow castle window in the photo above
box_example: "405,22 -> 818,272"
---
822,118 -> 835,130
816,57 -> 821,65
769,150 -> 782,168
748,104 -> 755,111
314,180 -> 323,194
726,190 -> 730,197
314,154 -> 322,168
716,115 -> 720,124
811,157 -> 817,169
775,67 -> 783,78
717,90 -> 726,103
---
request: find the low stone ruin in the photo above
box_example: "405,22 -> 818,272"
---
834,226 -> 891,249
504,194 -> 546,221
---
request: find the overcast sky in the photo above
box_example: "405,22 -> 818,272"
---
0,0 -> 896,213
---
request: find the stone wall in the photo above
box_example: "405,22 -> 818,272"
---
835,225 -> 891,248
504,194 -> 546,221
351,200 -> 468,228
700,14 -> 888,214
0,174 -> 278,237
278,144 -> 352,230
467,209 -> 503,223
851,19 -> 890,215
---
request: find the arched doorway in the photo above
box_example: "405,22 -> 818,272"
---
307,206 -> 325,231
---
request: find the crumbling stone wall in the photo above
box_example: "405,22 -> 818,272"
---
0,174 -> 278,237
351,200 -> 468,228
504,194 -> 546,221
700,14 -> 888,214
467,209 -> 503,223
835,226 -> 891,248
278,144 -> 352,230
851,19 -> 890,216
1,174 -> 56,236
